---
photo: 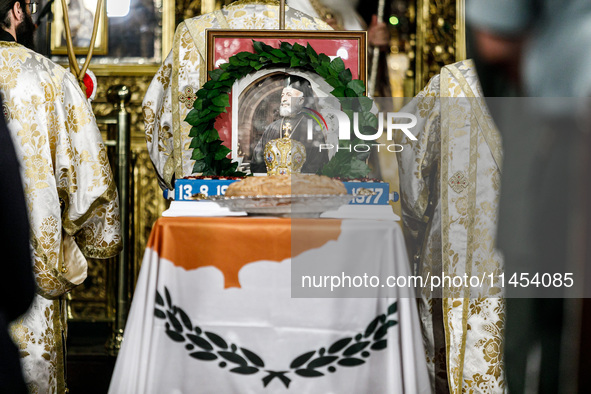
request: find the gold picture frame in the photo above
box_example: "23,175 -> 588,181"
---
51,0 -> 108,55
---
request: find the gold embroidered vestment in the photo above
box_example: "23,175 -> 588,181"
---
1,41 -> 122,393
397,60 -> 505,393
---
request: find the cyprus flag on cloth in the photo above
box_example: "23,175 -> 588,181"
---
109,217 -> 429,393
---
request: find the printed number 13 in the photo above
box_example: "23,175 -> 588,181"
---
182,185 -> 193,200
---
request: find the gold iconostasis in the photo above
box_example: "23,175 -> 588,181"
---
37,0 -> 465,323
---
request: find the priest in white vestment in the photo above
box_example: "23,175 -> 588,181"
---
287,0 -> 364,31
0,1 -> 122,392
397,59 -> 505,393
142,0 -> 332,190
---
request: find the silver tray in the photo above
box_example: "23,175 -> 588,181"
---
208,194 -> 354,217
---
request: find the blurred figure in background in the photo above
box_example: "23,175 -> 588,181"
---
289,0 -> 365,30
467,0 -> 591,392
0,96 -> 35,393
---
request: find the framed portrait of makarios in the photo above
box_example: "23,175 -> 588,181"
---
205,30 -> 366,172
51,0 -> 108,55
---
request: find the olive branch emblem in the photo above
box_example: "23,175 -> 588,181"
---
154,287 -> 398,388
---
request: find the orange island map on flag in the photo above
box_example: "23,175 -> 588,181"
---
146,217 -> 342,288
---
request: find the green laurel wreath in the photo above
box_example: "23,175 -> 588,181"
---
184,40 -> 378,178
155,287 -> 398,388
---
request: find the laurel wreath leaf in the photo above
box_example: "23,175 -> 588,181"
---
328,337 -> 352,354
307,356 -> 338,369
342,341 -> 370,356
337,358 -> 365,367
155,291 -> 164,306
219,351 -> 248,366
230,366 -> 259,375
295,368 -> 324,377
290,351 -> 316,369
205,331 -> 228,349
165,329 -> 184,342
190,351 -> 217,361
241,347 -> 265,368
364,315 -> 382,338
187,334 -> 213,351
177,308 -> 193,330
166,311 -> 183,332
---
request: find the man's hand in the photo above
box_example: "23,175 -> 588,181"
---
368,15 -> 390,50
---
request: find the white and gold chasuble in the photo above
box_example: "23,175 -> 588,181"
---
142,0 -> 331,190
0,41 -> 122,393
397,60 -> 505,393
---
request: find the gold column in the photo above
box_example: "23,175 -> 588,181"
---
279,0 -> 285,29
99,85 -> 132,355
456,0 -> 466,62
414,0 -> 465,93
202,0 -> 217,14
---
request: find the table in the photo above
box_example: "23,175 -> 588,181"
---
109,217 -> 430,393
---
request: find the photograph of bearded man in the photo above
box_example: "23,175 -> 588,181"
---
251,75 -> 327,174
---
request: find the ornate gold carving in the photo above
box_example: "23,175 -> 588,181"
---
67,257 -> 115,321
414,0 -> 465,93
176,0 -> 233,25
177,0 -> 201,23
92,75 -> 154,143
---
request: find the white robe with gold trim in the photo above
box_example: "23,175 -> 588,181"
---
287,0 -> 365,30
397,60 -> 505,393
142,0 -> 331,190
0,41 -> 122,393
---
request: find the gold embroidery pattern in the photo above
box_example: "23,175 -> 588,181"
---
179,85 -> 197,109
180,28 -> 202,65
2,44 -> 121,392
143,103 -> 155,144
0,52 -> 24,89
397,60 -> 505,393
449,171 -> 468,194
157,63 -> 172,91
66,103 -> 92,132
159,125 -> 172,152
10,298 -> 62,393
418,95 -> 436,118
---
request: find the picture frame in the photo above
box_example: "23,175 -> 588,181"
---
207,30 -> 366,82
205,30 -> 367,171
51,0 -> 108,55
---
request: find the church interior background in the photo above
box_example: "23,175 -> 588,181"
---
29,0 -> 466,391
